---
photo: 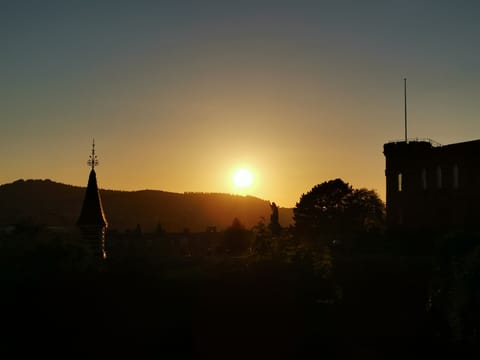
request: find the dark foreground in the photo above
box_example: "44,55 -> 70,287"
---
2,227 -> 480,358
3,255 -> 479,359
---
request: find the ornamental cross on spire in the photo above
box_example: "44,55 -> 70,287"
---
87,139 -> 99,170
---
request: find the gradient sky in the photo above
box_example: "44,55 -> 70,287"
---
2,0 -> 480,207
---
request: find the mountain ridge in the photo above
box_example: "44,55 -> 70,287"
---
0,179 -> 293,232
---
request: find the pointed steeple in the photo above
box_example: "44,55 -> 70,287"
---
77,140 -> 108,227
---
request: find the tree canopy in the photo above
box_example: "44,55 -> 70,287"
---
293,179 -> 385,245
224,218 -> 250,255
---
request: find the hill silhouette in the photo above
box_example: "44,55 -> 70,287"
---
0,179 -> 293,232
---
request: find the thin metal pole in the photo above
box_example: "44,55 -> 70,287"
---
404,78 -> 407,143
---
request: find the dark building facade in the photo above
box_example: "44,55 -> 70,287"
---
384,139 -> 480,231
77,141 -> 108,258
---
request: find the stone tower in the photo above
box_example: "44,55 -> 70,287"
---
384,139 -> 480,231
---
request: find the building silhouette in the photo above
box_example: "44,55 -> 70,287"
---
384,139 -> 480,231
77,140 -> 108,258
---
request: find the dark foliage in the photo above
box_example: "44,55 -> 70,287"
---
223,218 -> 250,255
294,179 -> 385,246
1,226 -> 479,357
429,231 -> 480,342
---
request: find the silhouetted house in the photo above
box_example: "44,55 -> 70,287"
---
384,139 -> 480,231
77,141 -> 108,258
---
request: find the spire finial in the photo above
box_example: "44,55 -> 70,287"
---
87,138 -> 99,170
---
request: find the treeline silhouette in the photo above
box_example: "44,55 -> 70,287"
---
1,179 -> 479,358
0,179 -> 293,231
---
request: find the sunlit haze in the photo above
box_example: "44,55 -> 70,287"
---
3,1 -> 480,207
233,168 -> 254,190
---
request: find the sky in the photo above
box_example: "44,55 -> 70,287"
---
2,0 -> 480,207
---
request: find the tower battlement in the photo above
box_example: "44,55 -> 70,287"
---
383,139 -> 480,231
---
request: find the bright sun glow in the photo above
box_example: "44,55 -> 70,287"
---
233,168 -> 253,188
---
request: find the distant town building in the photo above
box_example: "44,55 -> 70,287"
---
384,139 -> 480,231
77,140 -> 108,258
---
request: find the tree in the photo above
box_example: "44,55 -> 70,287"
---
293,179 -> 385,246
155,222 -> 165,235
134,223 -> 143,238
252,217 -> 271,257
429,232 -> 480,341
224,218 -> 250,255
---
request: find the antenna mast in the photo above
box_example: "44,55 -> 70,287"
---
87,139 -> 99,170
404,78 -> 408,143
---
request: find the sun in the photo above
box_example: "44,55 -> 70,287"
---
233,168 -> 253,189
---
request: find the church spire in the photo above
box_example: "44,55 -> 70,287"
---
77,140 -> 108,228
77,140 -> 108,259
